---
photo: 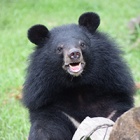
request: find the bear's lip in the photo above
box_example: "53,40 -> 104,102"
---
63,62 -> 85,76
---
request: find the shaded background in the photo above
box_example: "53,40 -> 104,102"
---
0,0 -> 140,139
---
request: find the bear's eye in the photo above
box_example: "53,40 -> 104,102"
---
80,42 -> 86,50
56,46 -> 63,54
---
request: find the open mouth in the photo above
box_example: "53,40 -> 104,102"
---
69,62 -> 82,73
63,62 -> 85,76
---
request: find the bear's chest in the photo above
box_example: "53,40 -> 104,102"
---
57,92 -> 114,122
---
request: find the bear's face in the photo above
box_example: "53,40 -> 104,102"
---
27,12 -> 100,77
50,25 -> 92,77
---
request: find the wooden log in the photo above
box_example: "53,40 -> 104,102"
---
109,107 -> 140,140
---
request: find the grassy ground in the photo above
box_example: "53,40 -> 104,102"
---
0,0 -> 140,139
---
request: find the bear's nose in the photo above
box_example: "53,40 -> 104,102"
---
68,48 -> 81,60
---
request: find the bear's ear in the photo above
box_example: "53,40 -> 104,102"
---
78,12 -> 100,33
28,24 -> 50,45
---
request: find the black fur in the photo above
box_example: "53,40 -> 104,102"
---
28,24 -> 50,45
79,12 -> 100,33
23,12 -> 135,140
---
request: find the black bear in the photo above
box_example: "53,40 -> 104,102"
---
23,12 -> 135,140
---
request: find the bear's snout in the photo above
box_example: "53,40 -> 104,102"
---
68,48 -> 81,61
62,48 -> 85,77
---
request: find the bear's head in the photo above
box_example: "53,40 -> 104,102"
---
24,12 -> 135,110
27,12 -> 100,77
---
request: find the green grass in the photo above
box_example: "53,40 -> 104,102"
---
0,0 -> 140,139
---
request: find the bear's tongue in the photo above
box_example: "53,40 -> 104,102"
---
69,63 -> 82,73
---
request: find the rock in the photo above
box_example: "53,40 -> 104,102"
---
72,117 -> 114,140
